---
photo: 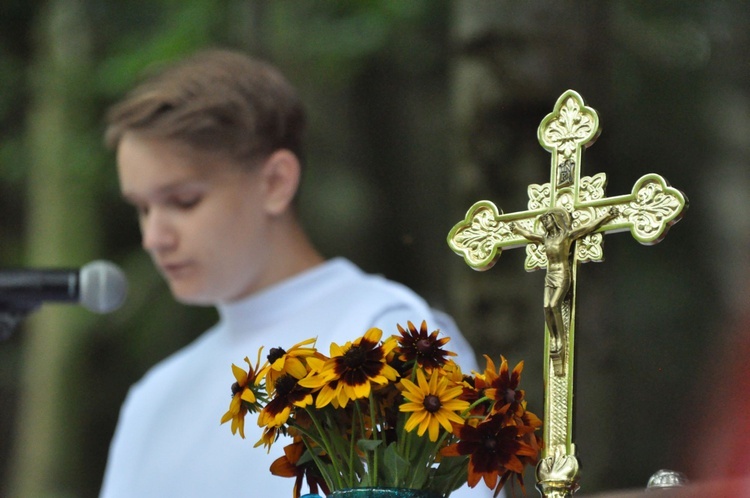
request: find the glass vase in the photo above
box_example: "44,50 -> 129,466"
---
302,488 -> 441,498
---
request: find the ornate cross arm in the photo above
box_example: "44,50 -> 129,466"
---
447,201 -> 543,270
448,173 -> 687,274
602,173 -> 688,244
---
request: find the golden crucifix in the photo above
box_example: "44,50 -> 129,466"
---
447,90 -> 687,497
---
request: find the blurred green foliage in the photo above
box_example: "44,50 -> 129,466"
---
0,1 -> 748,497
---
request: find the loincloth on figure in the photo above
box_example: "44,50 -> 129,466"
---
545,269 -> 565,288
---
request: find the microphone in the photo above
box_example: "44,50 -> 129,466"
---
0,260 -> 128,314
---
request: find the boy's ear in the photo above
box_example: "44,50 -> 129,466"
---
260,149 -> 301,216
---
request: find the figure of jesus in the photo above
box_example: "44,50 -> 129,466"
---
509,206 -> 618,373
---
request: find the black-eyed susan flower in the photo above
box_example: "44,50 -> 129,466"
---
254,425 -> 280,452
220,353 -> 264,438
258,374 -> 313,429
442,414 -> 538,494
258,338 -> 318,393
299,327 -> 399,408
400,368 -> 470,442
395,320 -> 455,371
477,355 -> 525,417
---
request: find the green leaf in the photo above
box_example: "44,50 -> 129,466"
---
357,438 -> 384,452
380,443 -> 410,486
431,455 -> 469,495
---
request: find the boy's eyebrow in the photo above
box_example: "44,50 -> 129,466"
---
120,180 -> 208,204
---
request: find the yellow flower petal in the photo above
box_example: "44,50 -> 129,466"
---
441,400 -> 470,413
427,417 -> 440,441
434,410 -> 462,432
404,410 -> 428,432
400,378 -> 422,397
231,364 -> 248,384
227,394 -> 241,415
399,402 -> 426,412
241,388 -> 256,403
353,382 -> 371,399
330,342 -> 345,356
315,384 -> 337,408
220,409 -> 234,425
284,356 -> 309,379
428,369 -> 440,392
441,385 -> 465,400
305,356 -> 326,373
363,327 -> 383,343
417,414 -> 433,437
271,356 -> 286,372
416,369 -> 430,391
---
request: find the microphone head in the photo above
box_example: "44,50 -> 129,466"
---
79,260 -> 128,313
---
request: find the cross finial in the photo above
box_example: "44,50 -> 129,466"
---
447,90 -> 687,497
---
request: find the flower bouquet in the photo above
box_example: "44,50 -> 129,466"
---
221,321 -> 541,497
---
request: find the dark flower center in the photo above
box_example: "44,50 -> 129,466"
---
423,394 -> 442,413
416,339 -> 433,355
267,347 -> 287,363
483,436 -> 498,453
342,344 -> 368,368
504,388 -> 517,405
274,374 -> 297,397
231,381 -> 242,396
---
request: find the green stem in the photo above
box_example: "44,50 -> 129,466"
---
368,391 -> 379,486
304,408 -> 346,489
464,395 -> 492,416
349,402 -> 359,487
427,432 -> 451,469
286,422 -> 323,449
403,415 -> 413,470
399,367 -> 420,466
299,435 -> 337,492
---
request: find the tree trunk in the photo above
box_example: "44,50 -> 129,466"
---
8,0 -> 98,496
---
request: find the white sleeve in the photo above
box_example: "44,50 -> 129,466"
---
450,482 -> 504,498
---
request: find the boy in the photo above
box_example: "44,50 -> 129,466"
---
100,49 -> 485,497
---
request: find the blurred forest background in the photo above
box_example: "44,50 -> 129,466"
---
1,1 -> 749,497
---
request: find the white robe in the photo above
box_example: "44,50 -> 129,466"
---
100,258 -> 497,498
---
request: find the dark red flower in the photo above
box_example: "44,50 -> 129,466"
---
442,414 -> 538,496
395,320 -> 455,371
479,355 -> 525,417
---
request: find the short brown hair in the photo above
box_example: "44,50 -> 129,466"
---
105,49 -> 306,166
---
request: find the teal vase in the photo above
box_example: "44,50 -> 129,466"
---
302,488 -> 441,498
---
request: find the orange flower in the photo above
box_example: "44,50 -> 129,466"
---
270,439 -> 330,498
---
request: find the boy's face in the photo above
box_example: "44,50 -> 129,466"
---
117,133 -> 273,305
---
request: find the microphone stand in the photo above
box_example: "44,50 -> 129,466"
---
0,301 -> 40,341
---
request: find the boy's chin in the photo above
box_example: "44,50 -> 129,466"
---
170,286 -> 218,307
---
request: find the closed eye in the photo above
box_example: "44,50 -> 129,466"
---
169,194 -> 202,210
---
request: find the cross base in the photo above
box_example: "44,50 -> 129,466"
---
536,447 -> 581,498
